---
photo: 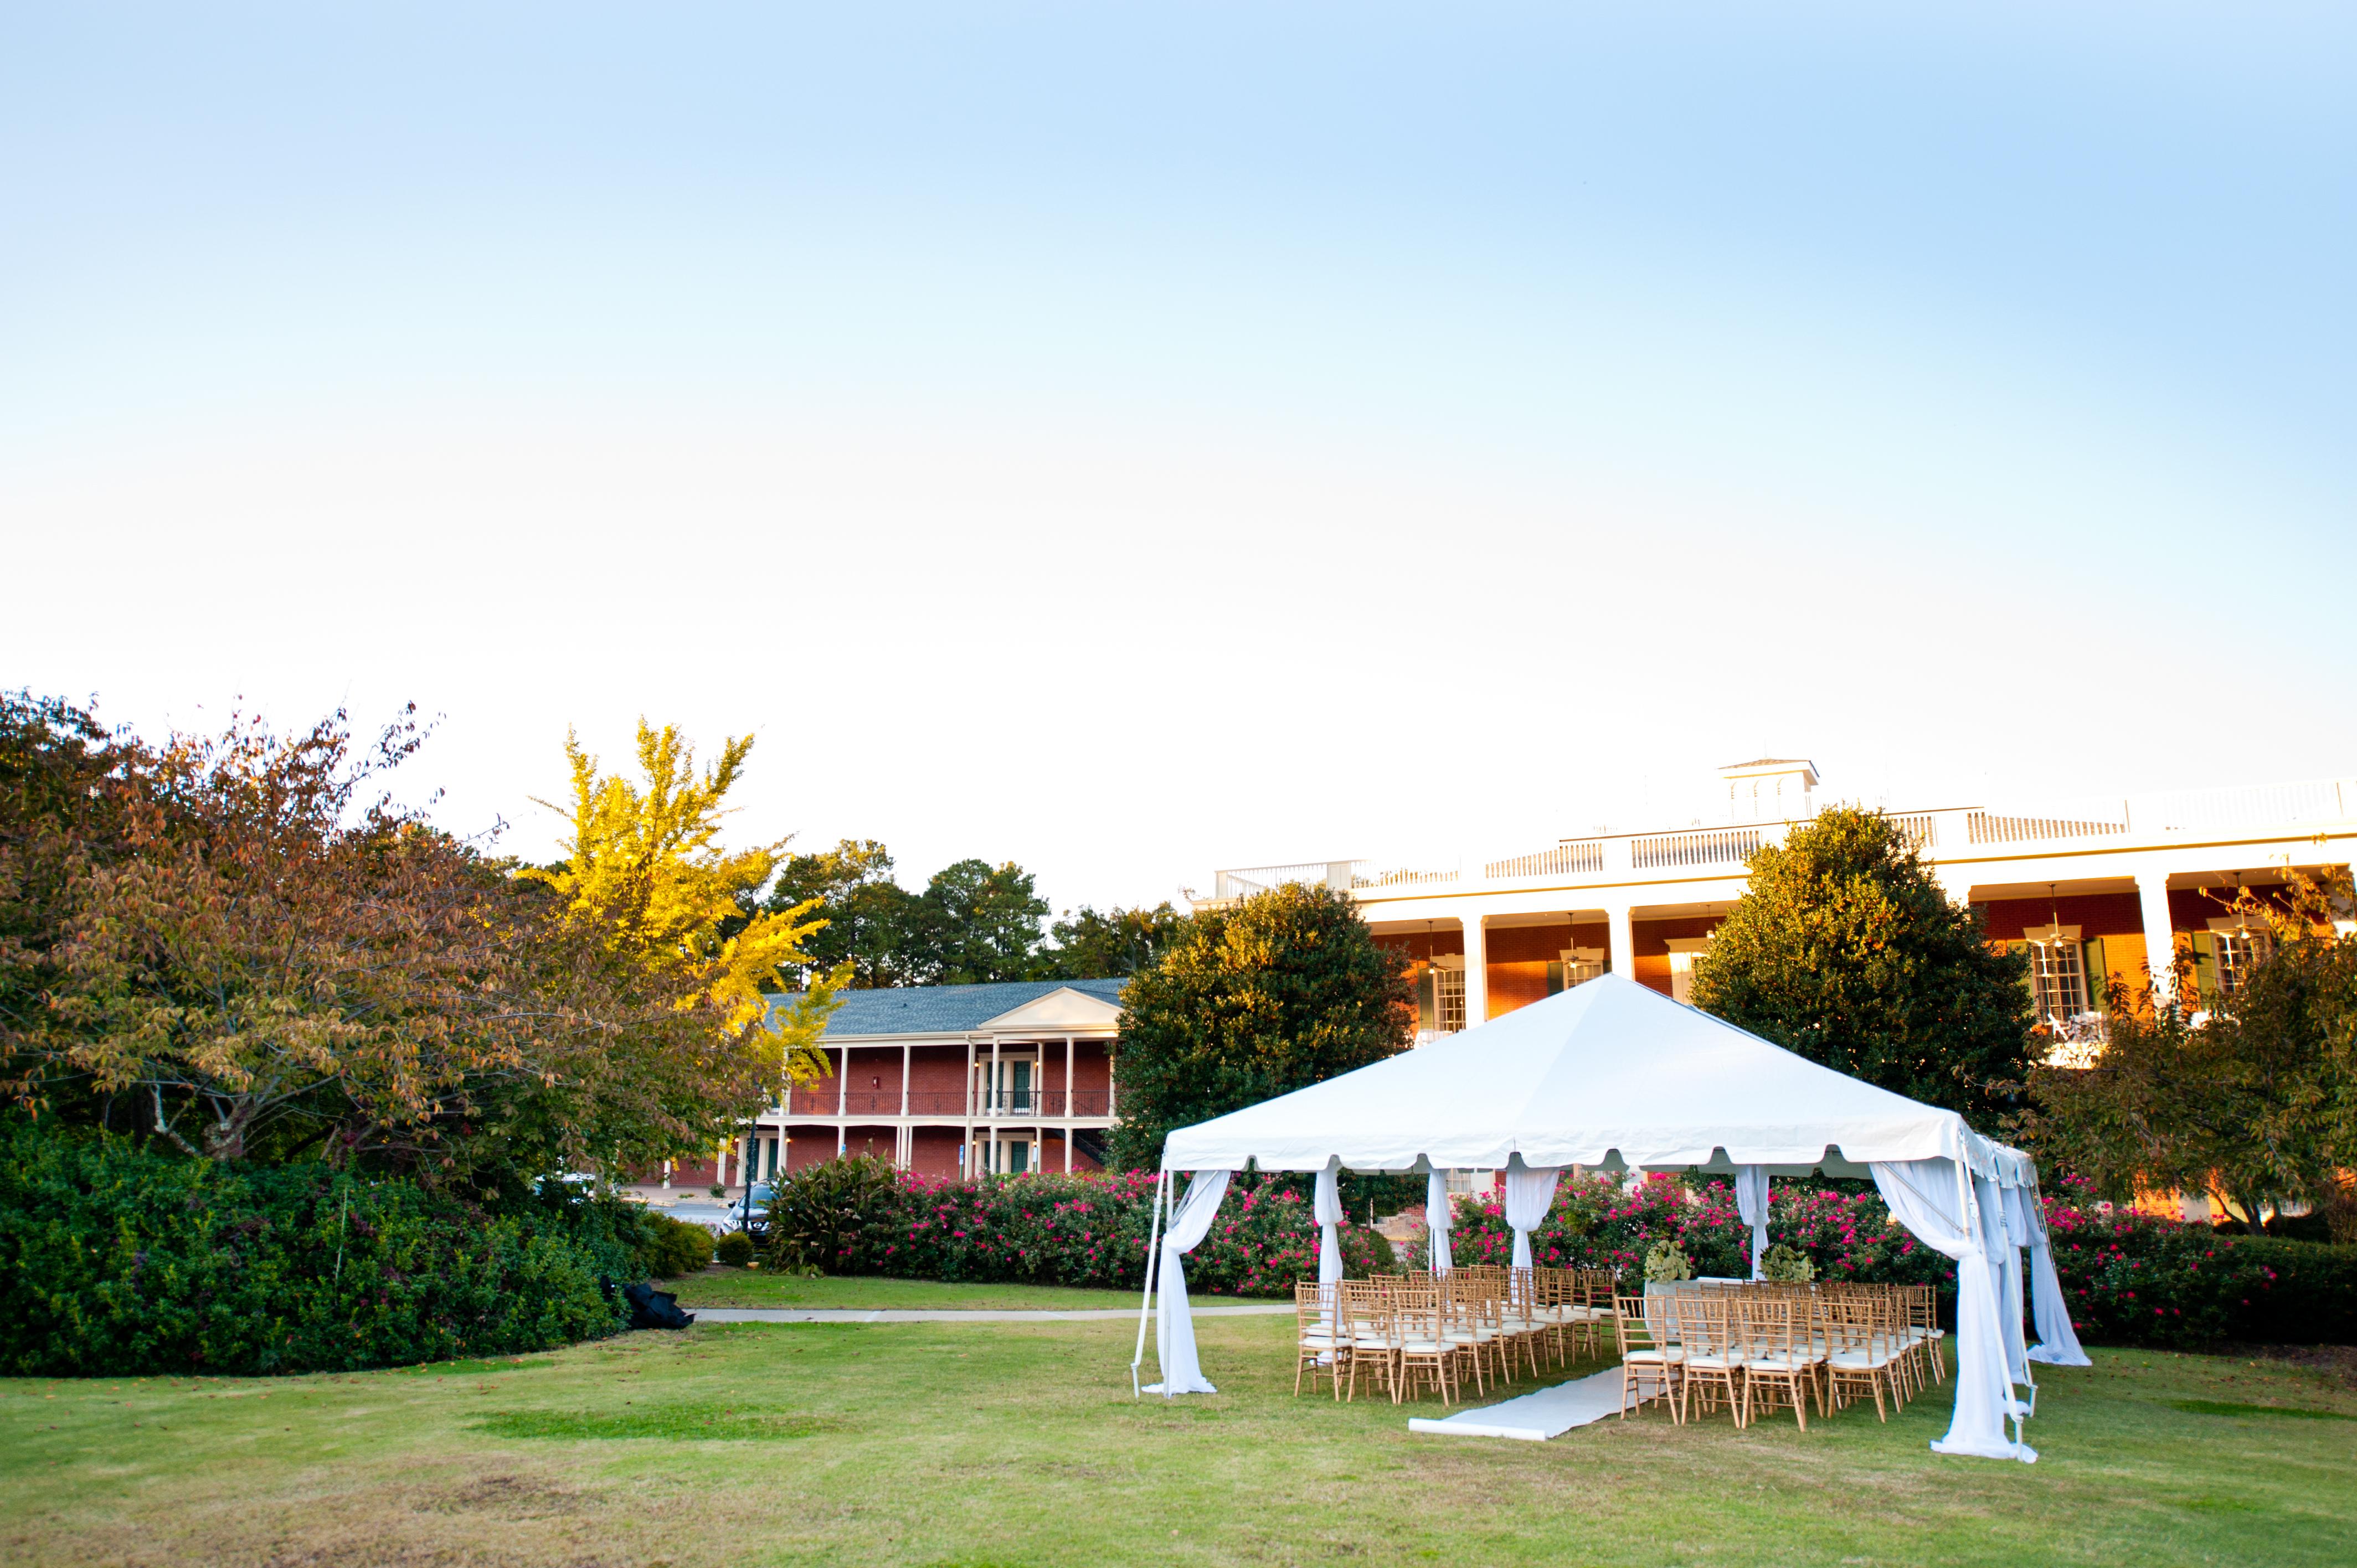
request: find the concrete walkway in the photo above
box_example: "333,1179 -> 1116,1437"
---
693,1304 -> 1294,1324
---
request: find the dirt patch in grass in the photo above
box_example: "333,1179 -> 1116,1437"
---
416,1473 -> 595,1518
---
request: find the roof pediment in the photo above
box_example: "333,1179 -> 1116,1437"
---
977,986 -> 1125,1032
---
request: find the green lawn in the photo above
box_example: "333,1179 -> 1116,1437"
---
661,1268 -> 1183,1311
4,1317 -> 2352,1567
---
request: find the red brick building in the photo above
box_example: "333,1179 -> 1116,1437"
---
644,979 -> 1126,1200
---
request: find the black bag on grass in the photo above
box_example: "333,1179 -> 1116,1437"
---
622,1281 -> 696,1330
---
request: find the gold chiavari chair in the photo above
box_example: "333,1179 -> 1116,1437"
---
1437,1271 -> 1497,1397
1293,1281 -> 1349,1398
1676,1294 -> 1748,1427
1903,1285 -> 1945,1389
1613,1292 -> 1682,1422
1339,1279 -> 1401,1403
1502,1266 -> 1548,1379
1737,1294 -> 1820,1429
1393,1283 -> 1460,1405
1823,1297 -> 1903,1421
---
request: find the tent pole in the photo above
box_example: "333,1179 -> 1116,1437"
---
1131,1169 -> 1167,1399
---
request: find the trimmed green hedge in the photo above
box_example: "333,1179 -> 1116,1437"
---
0,1123 -> 651,1376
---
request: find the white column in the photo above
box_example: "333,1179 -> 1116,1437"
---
1605,903 -> 1636,981
2137,868 -> 2178,1003
1462,917 -> 1489,1027
716,1139 -> 730,1189
900,1043 -> 911,1116
837,1045 -> 851,1157
1064,1035 -> 1075,1172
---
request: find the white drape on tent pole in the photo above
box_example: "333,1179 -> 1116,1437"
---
1313,1164 -> 1344,1287
1502,1159 -> 1561,1270
1425,1168 -> 1454,1275
1975,1173 -> 2033,1391
2015,1183 -> 2091,1366
1144,1169 -> 1234,1396
1735,1165 -> 1771,1280
1871,1158 -> 2034,1462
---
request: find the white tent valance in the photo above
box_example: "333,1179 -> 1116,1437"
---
1135,975 -> 2085,1463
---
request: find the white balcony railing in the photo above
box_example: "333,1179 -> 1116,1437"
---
1629,826 -> 1763,871
1967,808 -> 2129,846
2129,777 -> 2355,834
1211,859 -> 1459,901
1484,840 -> 1604,880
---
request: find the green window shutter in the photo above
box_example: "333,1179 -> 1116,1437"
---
2082,937 -> 2107,1015
2004,941 -> 2035,1012
1417,971 -> 1436,1032
2190,932 -> 2218,1009
1545,960 -> 1565,996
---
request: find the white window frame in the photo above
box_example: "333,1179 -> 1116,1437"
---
1559,946 -> 1607,988
1429,955 -> 1467,1036
2206,917 -> 2274,999
1664,937 -> 1711,1005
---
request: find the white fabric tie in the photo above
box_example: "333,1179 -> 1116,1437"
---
1502,1160 -> 1561,1271
1313,1164 -> 1345,1286
1871,1157 -> 2034,1462
1425,1168 -> 1454,1275
1734,1165 -> 1771,1279
1145,1169 -> 1233,1396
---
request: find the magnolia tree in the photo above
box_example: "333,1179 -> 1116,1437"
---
1108,883 -> 1413,1173
1691,806 -> 2034,1126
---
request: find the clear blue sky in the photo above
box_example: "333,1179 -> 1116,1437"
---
4,4 -> 2352,911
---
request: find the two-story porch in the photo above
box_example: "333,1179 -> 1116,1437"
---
693,979 -> 1126,1196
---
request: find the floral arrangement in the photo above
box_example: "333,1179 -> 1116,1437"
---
1643,1239 -> 1695,1282
1759,1242 -> 1816,1283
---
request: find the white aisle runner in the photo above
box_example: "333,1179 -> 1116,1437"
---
1406,1367 -> 1626,1442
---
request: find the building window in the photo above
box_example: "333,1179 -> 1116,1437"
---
2214,927 -> 2272,998
1432,959 -> 1466,1035
1559,947 -> 1606,988
1664,938 -> 1711,1005
2027,938 -> 2089,1029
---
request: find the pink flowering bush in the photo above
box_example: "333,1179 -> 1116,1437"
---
2039,1178 -> 2356,1348
763,1158 -> 1386,1296
1443,1173 -> 1951,1307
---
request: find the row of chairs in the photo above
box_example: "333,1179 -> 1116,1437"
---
1615,1282 -> 1944,1429
1291,1265 -> 1621,1405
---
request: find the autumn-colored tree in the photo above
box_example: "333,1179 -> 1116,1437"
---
525,721 -> 845,1090
2017,876 -> 2357,1236
8,706 -> 560,1169
2,702 -> 843,1195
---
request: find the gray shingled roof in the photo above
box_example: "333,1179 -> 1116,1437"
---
766,978 -> 1128,1039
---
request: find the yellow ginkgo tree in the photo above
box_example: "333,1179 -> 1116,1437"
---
527,721 -> 847,1106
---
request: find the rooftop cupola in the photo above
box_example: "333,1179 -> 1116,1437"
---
1717,757 -> 1819,824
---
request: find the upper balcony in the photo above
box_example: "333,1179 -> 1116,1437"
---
1205,776 -> 2357,905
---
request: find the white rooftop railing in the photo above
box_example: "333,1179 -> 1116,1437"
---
1210,776 -> 2357,902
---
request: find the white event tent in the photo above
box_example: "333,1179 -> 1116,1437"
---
1131,974 -> 2089,1463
